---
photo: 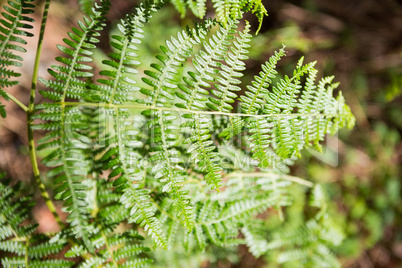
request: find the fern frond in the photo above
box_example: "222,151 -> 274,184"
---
177,19 -> 230,111
94,192 -> 153,266
78,0 -> 96,15
207,21 -> 251,112
147,109 -> 195,230
187,0 -> 206,18
169,0 -> 267,33
266,185 -> 344,268
241,54 -> 356,168
184,113 -> 223,189
171,0 -> 187,17
0,0 -> 34,112
97,112 -> 169,250
239,0 -> 268,33
39,1 -> 109,101
190,198 -> 273,248
62,180 -> 153,266
142,18 -> 214,107
93,0 -> 162,104
82,228 -> 152,267
207,21 -> 251,140
92,1 -> 163,180
0,0 -> 357,265
268,219 -> 343,268
264,58 -> 316,115
88,1 -> 170,249
248,117 -> 278,168
212,0 -> 237,27
141,19 -> 218,230
176,19 -> 241,189
0,182 -> 36,240
211,0 -> 267,33
331,91 -> 356,133
0,181 -> 72,267
2,258 -> 73,268
242,222 -> 269,257
121,184 -> 168,248
35,0 -> 111,252
241,47 -> 286,115
28,233 -> 67,260
170,173 -> 293,250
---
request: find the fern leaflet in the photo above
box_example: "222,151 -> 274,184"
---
0,0 -> 34,117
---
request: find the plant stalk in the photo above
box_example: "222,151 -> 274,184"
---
3,91 -> 28,112
26,0 -> 65,228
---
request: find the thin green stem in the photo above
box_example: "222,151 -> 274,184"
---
225,172 -> 314,188
26,0 -> 64,228
59,101 -> 337,119
28,0 -> 50,111
3,91 -> 28,112
25,237 -> 29,268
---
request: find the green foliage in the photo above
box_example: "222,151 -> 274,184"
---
265,186 -> 344,267
0,179 -> 72,267
78,0 -> 96,15
170,0 -> 267,33
0,0 -> 356,266
0,0 -> 35,117
35,0 -> 111,252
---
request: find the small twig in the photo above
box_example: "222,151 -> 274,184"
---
3,91 -> 28,112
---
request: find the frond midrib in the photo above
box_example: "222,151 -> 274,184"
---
108,36 -> 129,104
59,101 -> 340,119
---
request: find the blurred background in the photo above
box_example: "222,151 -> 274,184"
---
0,0 -> 401,267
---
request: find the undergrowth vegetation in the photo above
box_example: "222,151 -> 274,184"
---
0,0 -> 355,267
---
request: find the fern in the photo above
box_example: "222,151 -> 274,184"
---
150,171 -> 294,255
266,185 -> 344,268
139,18 -> 219,231
212,0 -> 267,32
0,180 -> 72,267
0,0 -> 35,117
0,0 -> 356,266
78,0 -> 96,15
170,0 -> 267,33
171,0 -> 187,18
35,0 -> 110,252
187,0 -> 206,18
63,179 -> 153,267
95,0 -> 175,248
242,221 -> 269,257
